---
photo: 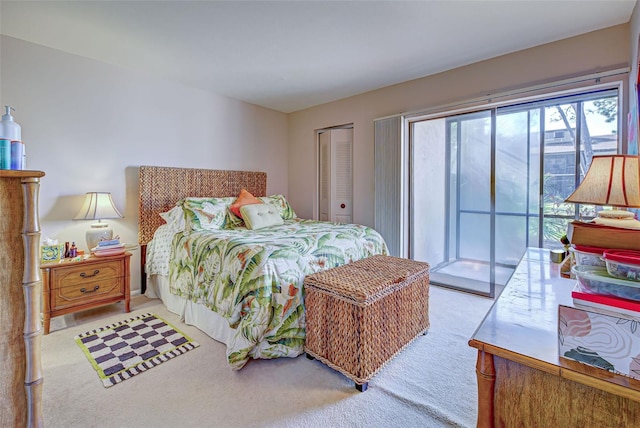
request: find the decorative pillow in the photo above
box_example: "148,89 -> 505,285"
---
230,189 -> 263,218
225,207 -> 246,229
159,206 -> 186,233
259,194 -> 297,220
180,197 -> 236,231
240,203 -> 284,230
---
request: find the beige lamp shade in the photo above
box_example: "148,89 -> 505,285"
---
74,192 -> 123,221
73,192 -> 123,250
564,155 -> 640,208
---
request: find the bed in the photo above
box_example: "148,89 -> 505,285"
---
138,165 -> 388,369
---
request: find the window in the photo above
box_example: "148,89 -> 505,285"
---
409,87 -> 620,296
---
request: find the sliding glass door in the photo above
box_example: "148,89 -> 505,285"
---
410,88 -> 619,297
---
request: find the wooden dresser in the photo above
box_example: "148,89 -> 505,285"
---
0,170 -> 44,428
41,252 -> 131,334
469,248 -> 640,427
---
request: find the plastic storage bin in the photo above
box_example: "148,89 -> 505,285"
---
571,265 -> 640,302
571,245 -> 606,267
602,250 -> 640,282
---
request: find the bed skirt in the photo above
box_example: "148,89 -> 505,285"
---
145,274 -> 235,346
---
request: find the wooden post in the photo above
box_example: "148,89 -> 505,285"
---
476,349 -> 496,428
22,176 -> 44,427
0,171 -> 44,428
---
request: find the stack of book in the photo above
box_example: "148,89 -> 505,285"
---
91,238 -> 126,257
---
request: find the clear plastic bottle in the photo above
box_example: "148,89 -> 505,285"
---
0,106 -> 22,170
0,106 -> 21,141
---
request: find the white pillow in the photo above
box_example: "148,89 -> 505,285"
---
258,194 -> 297,219
240,203 -> 284,230
159,206 -> 186,232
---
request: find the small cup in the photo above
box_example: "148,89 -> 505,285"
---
10,140 -> 24,170
550,249 -> 566,263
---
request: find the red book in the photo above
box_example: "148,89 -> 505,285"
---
567,221 -> 640,251
571,283 -> 640,319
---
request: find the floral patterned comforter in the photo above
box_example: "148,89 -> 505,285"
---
163,219 -> 387,369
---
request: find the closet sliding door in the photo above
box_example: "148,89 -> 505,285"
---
318,128 -> 353,224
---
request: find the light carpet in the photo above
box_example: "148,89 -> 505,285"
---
41,285 -> 493,428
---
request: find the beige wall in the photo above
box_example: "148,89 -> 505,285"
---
288,24 -> 631,228
1,35 -> 289,292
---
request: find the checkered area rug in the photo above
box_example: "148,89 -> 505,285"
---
75,313 -> 199,388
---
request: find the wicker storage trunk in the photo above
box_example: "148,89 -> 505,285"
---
304,255 -> 430,391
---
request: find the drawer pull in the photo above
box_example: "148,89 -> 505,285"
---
80,270 -> 100,278
80,285 -> 100,294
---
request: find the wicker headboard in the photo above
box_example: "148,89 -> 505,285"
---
138,165 -> 267,245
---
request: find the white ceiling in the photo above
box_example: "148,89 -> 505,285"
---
1,1 -> 637,113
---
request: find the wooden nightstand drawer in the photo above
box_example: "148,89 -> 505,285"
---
51,276 -> 124,311
41,252 -> 132,334
49,260 -> 123,290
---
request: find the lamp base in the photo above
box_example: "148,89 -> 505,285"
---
86,223 -> 113,251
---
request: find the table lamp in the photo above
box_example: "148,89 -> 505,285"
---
564,154 -> 640,228
73,192 -> 123,250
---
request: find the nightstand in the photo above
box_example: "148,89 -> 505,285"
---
41,252 -> 132,334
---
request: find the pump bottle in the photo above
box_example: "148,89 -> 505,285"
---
0,106 -> 21,141
0,106 -> 23,169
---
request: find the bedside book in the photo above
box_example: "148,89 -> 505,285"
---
91,242 -> 126,257
91,242 -> 125,251
571,282 -> 640,319
97,238 -> 121,247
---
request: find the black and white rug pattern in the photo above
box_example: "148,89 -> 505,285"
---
75,313 -> 199,388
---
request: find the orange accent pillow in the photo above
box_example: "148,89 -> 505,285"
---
230,189 -> 262,218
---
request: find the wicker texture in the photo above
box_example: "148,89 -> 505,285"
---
304,255 -> 430,385
138,166 -> 266,244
